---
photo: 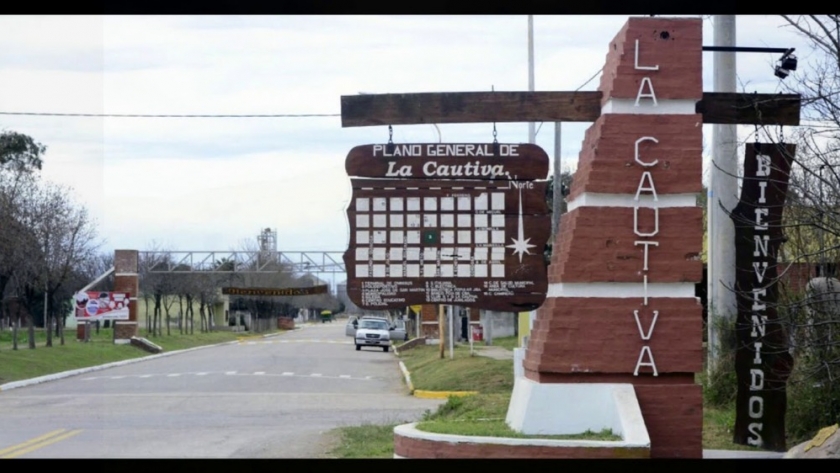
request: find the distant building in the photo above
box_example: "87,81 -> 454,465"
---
336,279 -> 362,313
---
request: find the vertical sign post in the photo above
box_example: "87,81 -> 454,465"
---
448,305 -> 454,359
730,142 -> 795,451
439,304 -> 445,359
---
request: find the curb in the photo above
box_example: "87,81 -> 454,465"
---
394,353 -> 476,399
0,338 -> 242,393
398,361 -> 414,394
413,390 -> 478,399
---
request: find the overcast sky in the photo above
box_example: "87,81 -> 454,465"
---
0,14 -> 815,283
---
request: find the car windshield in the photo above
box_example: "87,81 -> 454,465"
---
358,320 -> 388,330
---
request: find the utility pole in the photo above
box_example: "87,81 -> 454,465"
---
528,15 -> 535,144
707,15 -> 738,374
552,123 -> 562,237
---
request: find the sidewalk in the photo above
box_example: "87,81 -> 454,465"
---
471,345 -> 514,360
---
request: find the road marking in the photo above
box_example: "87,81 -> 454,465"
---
71,371 -> 377,382
0,429 -> 83,458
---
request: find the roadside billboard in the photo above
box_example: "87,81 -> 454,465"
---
74,291 -> 130,320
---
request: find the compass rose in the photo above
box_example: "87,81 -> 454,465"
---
506,186 -> 536,263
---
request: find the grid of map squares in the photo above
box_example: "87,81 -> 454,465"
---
353,193 -> 507,278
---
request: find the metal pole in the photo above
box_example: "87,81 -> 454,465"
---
552,122 -> 563,237
43,281 -> 48,338
528,15 -> 536,144
708,15 -> 738,374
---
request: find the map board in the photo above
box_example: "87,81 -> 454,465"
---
343,143 -> 550,312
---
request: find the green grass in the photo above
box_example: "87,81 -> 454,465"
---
488,335 -> 519,351
399,344 -> 513,394
415,393 -> 620,440
702,405 -> 770,451
326,423 -> 401,458
0,326 -> 284,385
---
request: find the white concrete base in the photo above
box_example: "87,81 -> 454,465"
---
513,348 -> 526,379
114,339 -> 131,345
396,421 -> 648,449
505,378 -> 650,447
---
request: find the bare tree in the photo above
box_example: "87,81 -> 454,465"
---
26,182 -> 100,347
139,246 -> 178,337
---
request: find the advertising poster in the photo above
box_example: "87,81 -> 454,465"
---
74,291 -> 130,320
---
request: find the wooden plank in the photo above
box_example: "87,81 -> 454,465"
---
698,92 -> 800,126
340,91 -> 800,127
340,91 -> 603,127
221,285 -> 328,296
345,143 -> 548,180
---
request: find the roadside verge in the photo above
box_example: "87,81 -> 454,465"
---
0,330 -> 289,393
392,341 -> 485,399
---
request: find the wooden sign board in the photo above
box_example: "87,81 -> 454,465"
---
345,143 -> 548,180
221,285 -> 328,296
344,143 -> 550,312
730,143 -> 795,451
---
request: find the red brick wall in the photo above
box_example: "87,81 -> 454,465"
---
524,297 -> 702,375
393,432 -> 650,459
548,207 -> 703,283
568,114 -> 703,202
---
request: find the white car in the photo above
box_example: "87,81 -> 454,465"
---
354,318 -> 392,352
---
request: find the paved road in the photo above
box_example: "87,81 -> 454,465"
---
0,323 -> 443,458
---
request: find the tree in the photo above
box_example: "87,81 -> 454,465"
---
0,130 -> 45,173
0,130 -> 45,347
28,182 -> 100,347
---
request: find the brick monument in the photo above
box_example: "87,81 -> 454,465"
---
506,17 -> 704,458
113,249 -> 139,341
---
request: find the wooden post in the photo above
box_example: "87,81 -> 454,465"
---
439,304 -> 445,359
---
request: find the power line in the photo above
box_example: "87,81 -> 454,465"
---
575,66 -> 604,92
534,66 -> 604,138
0,112 -> 340,118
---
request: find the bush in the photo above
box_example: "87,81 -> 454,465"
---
702,313 -> 738,408
785,359 -> 840,445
